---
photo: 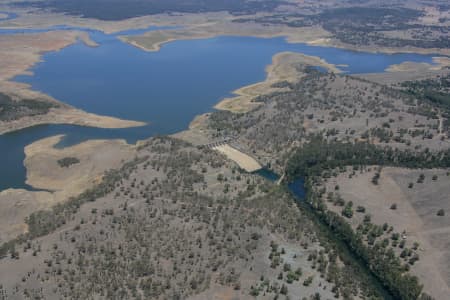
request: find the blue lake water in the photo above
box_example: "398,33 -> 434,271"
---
255,168 -> 280,182
0,23 -> 444,190
0,11 -> 17,21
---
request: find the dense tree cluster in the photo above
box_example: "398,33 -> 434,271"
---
0,92 -> 57,121
57,157 -> 80,168
286,135 -> 450,180
283,136 -> 450,299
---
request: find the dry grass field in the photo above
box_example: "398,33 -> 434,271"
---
321,167 -> 450,299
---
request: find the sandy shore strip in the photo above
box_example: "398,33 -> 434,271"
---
0,31 -> 98,82
119,17 -> 450,57
213,144 -> 261,172
118,35 -> 181,52
0,134 -> 137,242
120,24 -> 331,53
2,7 -> 449,56
0,31 -> 143,135
214,52 -> 342,113
358,57 -> 450,84
385,56 -> 450,73
0,107 -> 146,135
0,81 -> 145,135
24,134 -> 136,191
0,9 -> 232,34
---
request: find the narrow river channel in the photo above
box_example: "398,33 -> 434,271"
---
257,169 -> 394,299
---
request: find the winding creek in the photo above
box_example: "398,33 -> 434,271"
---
257,170 -> 394,299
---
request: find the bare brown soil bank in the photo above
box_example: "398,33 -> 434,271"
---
0,31 -> 97,82
120,24 -> 330,53
359,57 -> 450,85
117,5 -> 450,57
0,8 -> 233,33
0,135 -> 136,243
24,135 -> 136,191
0,32 -> 145,133
385,57 -> 450,73
3,1 -> 449,56
0,105 -> 146,135
215,52 -> 342,113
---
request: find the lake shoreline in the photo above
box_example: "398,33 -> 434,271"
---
121,25 -> 450,57
0,30 -> 141,135
0,107 -> 147,136
0,26 -> 447,195
0,21 -> 447,136
214,51 -> 343,113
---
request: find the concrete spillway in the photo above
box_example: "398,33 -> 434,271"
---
212,144 -> 262,172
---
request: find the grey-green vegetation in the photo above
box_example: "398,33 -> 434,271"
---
0,92 -> 57,122
1,137 -> 377,299
236,6 -> 449,49
21,0 -> 286,20
57,157 -> 80,168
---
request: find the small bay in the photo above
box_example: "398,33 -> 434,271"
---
0,24 -> 442,190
